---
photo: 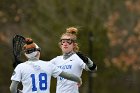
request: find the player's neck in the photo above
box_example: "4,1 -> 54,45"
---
28,57 -> 39,61
63,51 -> 75,60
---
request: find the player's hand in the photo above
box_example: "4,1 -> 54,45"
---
17,89 -> 23,93
77,78 -> 82,87
76,52 -> 88,64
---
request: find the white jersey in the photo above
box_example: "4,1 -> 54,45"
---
11,60 -> 62,93
50,53 -> 86,93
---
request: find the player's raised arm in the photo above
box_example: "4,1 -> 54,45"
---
59,71 -> 82,86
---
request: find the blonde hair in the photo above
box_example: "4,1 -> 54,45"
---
60,27 -> 79,52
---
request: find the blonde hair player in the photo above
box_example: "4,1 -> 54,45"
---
10,38 -> 82,93
50,27 -> 97,93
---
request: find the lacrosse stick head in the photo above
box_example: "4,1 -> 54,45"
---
12,35 -> 26,68
13,35 -> 25,58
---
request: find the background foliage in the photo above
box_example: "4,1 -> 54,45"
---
0,0 -> 140,93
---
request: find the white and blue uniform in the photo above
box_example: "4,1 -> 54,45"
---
11,60 -> 62,93
50,53 -> 86,93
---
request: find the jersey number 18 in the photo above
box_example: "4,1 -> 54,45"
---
31,73 -> 47,91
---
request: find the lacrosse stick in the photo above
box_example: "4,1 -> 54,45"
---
12,35 -> 26,68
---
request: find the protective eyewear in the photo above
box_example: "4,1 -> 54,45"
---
24,48 -> 41,54
60,39 -> 75,45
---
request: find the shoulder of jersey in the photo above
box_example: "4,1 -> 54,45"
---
73,53 -> 83,61
53,55 -> 62,60
16,62 -> 27,68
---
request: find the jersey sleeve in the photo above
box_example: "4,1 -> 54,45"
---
79,60 -> 86,69
75,54 -> 86,69
49,57 -> 58,65
11,64 -> 22,82
50,63 -> 62,78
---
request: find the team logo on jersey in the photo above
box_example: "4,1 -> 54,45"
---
33,65 -> 41,71
12,71 -> 16,76
58,65 -> 72,70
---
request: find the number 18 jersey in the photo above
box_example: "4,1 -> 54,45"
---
11,60 -> 62,93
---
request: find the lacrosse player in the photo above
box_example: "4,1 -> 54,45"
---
50,27 -> 97,93
10,38 -> 82,93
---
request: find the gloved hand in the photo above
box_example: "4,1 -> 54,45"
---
76,52 -> 97,71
